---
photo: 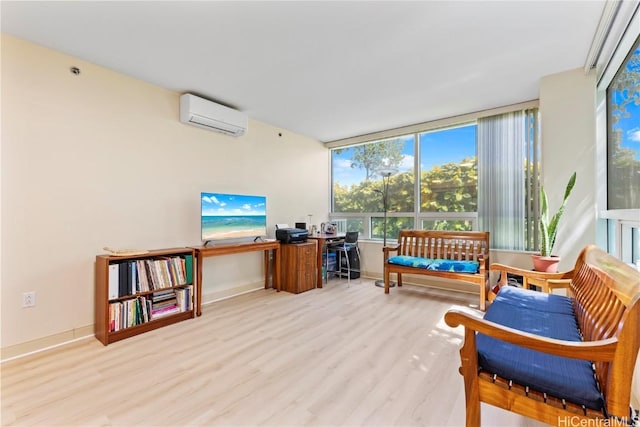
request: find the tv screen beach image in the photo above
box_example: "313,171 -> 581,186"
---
201,193 -> 267,240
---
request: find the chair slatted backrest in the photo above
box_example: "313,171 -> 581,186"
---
396,230 -> 489,263
569,246 -> 640,414
344,231 -> 359,245
397,231 -> 427,257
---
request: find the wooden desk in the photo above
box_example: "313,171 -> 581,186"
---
307,233 -> 344,288
191,240 -> 281,316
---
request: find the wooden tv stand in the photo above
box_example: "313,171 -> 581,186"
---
191,240 -> 281,316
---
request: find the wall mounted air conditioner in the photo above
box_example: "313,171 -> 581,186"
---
179,93 -> 248,137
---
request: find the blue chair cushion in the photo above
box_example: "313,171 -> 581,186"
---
426,259 -> 479,273
476,286 -> 604,410
387,255 -> 431,269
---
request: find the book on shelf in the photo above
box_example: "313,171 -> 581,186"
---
135,260 -> 149,292
151,305 -> 180,319
175,286 -> 193,311
118,262 -> 129,297
129,261 -> 137,295
152,300 -> 177,310
152,289 -> 176,300
184,255 -> 193,284
176,289 -> 185,311
143,260 -> 157,291
169,258 -> 179,285
154,259 -> 169,288
108,264 -> 119,300
127,299 -> 134,328
172,256 -> 188,285
109,302 -> 118,332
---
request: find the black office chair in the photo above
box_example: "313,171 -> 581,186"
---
328,231 -> 360,286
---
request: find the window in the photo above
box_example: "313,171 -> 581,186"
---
331,135 -> 415,240
331,126 -> 477,240
601,32 -> 640,267
332,135 -> 415,213
419,125 -> 477,232
607,35 -> 640,210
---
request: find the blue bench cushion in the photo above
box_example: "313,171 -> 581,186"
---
387,256 -> 479,273
387,255 -> 431,269
426,259 -> 479,273
476,286 -> 604,410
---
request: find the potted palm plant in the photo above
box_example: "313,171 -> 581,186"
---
532,171 -> 577,272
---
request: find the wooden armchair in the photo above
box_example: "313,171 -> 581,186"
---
488,262 -> 574,298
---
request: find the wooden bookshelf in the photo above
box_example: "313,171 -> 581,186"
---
94,247 -> 196,345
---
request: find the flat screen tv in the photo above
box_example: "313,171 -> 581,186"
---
201,192 -> 267,244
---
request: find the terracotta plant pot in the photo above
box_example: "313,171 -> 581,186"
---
531,254 -> 560,273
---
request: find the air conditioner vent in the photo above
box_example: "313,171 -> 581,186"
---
179,94 -> 247,137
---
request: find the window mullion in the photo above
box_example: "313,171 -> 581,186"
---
414,132 -> 421,229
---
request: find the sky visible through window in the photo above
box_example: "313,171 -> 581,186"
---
332,125 -> 476,187
610,40 -> 640,160
618,101 -> 640,159
420,125 -> 477,168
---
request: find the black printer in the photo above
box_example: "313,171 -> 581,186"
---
275,228 -> 309,244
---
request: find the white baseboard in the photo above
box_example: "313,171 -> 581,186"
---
1,325 -> 94,362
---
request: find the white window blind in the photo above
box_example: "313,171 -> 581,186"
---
478,109 -> 540,250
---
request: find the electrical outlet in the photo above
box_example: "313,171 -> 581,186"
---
22,292 -> 36,308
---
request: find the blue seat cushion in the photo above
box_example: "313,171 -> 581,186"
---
426,259 -> 479,273
387,255 -> 431,268
476,287 -> 604,410
492,285 -> 576,315
387,256 -> 479,273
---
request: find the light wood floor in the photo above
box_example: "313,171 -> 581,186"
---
1,278 -> 546,426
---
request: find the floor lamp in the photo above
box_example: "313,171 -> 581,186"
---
375,168 -> 397,288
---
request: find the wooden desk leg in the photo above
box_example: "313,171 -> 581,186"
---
196,251 -> 203,316
274,247 -> 281,292
263,250 -> 270,289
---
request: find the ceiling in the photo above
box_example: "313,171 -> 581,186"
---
1,1 -> 605,142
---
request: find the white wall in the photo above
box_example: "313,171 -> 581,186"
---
539,68 -> 597,270
0,35 -> 329,357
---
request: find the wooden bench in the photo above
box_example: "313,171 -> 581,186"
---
444,245 -> 640,426
383,230 -> 490,310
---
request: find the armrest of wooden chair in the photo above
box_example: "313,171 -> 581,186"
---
490,263 -> 574,294
382,244 -> 399,261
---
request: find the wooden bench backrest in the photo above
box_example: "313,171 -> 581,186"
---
570,245 -> 640,415
395,230 -> 489,264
